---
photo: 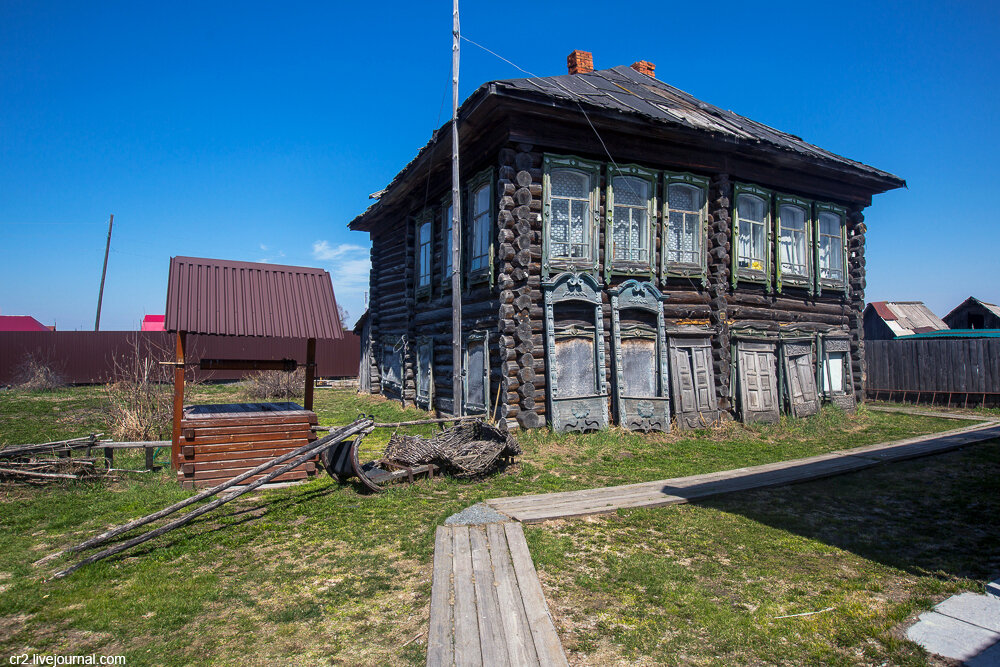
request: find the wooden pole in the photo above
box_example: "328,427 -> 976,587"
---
451,0 -> 463,419
94,214 -> 114,331
304,338 -> 316,411
171,331 -> 186,470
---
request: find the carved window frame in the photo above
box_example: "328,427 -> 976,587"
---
466,167 -> 495,287
732,183 -> 773,291
774,194 -> 814,294
814,202 -> 848,296
542,154 -> 602,278
542,272 -> 609,431
604,164 -> 657,282
818,335 -> 854,397
463,330 -> 490,414
414,208 -> 434,300
415,336 -> 434,409
662,171 -> 709,286
608,279 -> 671,431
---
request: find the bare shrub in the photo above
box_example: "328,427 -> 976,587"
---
15,354 -> 65,391
240,369 -> 305,401
104,336 -> 172,442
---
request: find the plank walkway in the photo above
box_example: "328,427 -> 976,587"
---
427,522 -> 569,667
486,420 -> 1000,523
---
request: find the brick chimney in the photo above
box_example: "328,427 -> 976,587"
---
630,60 -> 655,78
567,50 -> 593,75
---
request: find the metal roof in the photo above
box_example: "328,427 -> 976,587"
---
165,256 -> 343,339
902,329 -> 1000,340
867,301 -> 948,337
0,316 -> 51,332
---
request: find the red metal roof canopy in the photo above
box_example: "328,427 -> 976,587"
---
165,256 -> 343,339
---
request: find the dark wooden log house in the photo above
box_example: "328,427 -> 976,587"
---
349,52 -> 904,431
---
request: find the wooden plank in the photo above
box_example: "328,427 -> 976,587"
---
182,430 -> 312,445
486,523 -> 538,666
451,526 -> 482,667
181,460 -> 317,475
427,526 -> 454,667
503,523 -> 568,667
183,441 -> 313,457
180,414 -> 317,428
469,526 -> 510,667
182,448 -> 317,465
178,422 -> 316,437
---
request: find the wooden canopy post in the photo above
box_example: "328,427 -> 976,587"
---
171,331 -> 186,470
304,337 -> 316,411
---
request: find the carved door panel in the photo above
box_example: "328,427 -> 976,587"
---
669,338 -> 719,429
783,344 -> 819,418
738,341 -> 779,423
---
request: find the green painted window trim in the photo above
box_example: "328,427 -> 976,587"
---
731,183 -> 773,291
604,163 -> 658,283
465,167 -> 495,288
661,171 -> 710,286
440,194 -> 455,289
774,194 -> 814,295
813,202 -> 848,296
414,208 -> 434,300
542,154 -> 602,279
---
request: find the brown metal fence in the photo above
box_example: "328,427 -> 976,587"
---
865,338 -> 1000,407
0,331 -> 360,385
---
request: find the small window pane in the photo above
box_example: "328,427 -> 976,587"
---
552,170 -> 588,198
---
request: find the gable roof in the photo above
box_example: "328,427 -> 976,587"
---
165,256 -> 343,339
943,296 -> 1000,322
351,66 -> 905,231
0,315 -> 51,332
865,301 -> 948,337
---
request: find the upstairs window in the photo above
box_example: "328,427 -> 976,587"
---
441,199 -> 453,284
610,176 -> 651,263
666,182 -> 704,266
735,187 -> 770,279
550,169 -> 592,260
543,155 -> 600,276
416,212 -> 432,295
469,184 -> 490,273
817,207 -> 846,284
777,198 -> 810,286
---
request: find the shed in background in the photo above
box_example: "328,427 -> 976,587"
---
863,301 -> 948,341
943,296 -> 1000,331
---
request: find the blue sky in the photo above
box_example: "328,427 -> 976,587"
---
2,0 -> 998,330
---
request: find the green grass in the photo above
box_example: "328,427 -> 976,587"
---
0,385 -> 988,665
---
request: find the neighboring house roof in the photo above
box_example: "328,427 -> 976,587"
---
351,65 -> 905,231
165,256 -> 344,339
866,301 -> 948,337
352,309 -> 369,337
0,315 -> 51,332
943,296 -> 1000,322
141,315 -> 166,332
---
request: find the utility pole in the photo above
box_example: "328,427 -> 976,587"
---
450,0 -> 463,417
95,214 -> 114,331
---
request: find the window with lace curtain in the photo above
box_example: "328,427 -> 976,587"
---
663,172 -> 708,279
543,154 -> 600,276
777,196 -> 811,289
605,165 -> 656,278
816,205 -> 846,286
733,184 -> 772,287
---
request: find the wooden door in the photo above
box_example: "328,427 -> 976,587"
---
738,341 -> 779,423
669,338 -> 719,428
783,344 -> 819,418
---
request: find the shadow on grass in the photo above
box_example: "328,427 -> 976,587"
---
695,438 -> 1000,584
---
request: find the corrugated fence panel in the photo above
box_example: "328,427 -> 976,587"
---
0,332 -> 360,384
865,338 -> 1000,405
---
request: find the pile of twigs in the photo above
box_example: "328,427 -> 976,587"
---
0,435 -> 104,483
381,420 -> 521,478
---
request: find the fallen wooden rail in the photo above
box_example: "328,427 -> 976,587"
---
313,415 -> 481,431
40,418 -> 374,578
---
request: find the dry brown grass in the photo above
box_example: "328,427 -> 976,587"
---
240,369 -> 305,401
13,354 -> 65,391
103,336 -> 172,441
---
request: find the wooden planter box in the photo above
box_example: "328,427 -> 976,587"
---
177,402 -> 318,489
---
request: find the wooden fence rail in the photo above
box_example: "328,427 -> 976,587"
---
865,338 -> 1000,407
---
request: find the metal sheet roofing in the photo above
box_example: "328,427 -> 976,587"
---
165,256 -> 343,339
0,316 -> 51,332
902,329 -> 1000,339
867,301 -> 948,337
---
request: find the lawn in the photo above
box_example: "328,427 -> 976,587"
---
0,384 -> 993,666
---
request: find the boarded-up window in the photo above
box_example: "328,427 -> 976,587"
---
669,338 -> 718,428
554,334 -> 596,398
381,339 -> 403,391
416,338 -> 433,406
783,344 -> 819,418
464,332 -> 489,413
738,341 -> 779,423
621,336 -> 657,397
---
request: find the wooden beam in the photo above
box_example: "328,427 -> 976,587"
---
171,331 -> 186,470
304,338 -> 316,411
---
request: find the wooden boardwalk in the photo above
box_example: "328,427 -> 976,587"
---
427,522 -> 568,667
486,420 -> 1000,523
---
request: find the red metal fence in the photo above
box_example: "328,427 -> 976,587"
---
0,331 -> 360,385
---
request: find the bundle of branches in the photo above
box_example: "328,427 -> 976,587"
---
0,435 -> 103,483
381,420 -> 521,478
